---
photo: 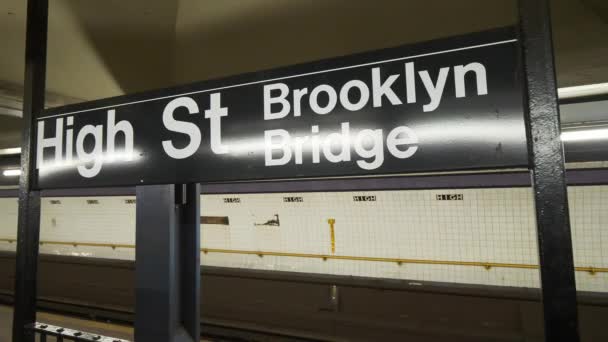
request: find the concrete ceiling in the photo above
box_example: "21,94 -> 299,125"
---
0,0 -> 607,148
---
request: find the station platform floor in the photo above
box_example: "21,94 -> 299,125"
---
0,304 -> 210,341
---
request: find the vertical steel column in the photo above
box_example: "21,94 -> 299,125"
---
519,1 -> 580,341
135,183 -> 200,342
12,0 -> 48,341
179,183 -> 201,340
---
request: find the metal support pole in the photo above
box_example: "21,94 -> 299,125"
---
135,183 -> 200,341
179,184 -> 201,339
518,1 -> 580,341
12,0 -> 48,341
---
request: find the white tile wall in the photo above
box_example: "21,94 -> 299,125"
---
569,187 -> 608,281
0,186 -> 606,292
40,197 -> 136,244
0,198 -> 18,238
199,189 -> 546,289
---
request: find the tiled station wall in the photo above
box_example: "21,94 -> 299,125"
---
0,186 -> 606,292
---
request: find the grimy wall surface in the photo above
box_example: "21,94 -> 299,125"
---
1,185 -> 606,292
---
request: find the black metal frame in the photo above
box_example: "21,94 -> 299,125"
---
519,0 -> 580,340
12,0 -> 47,341
1,168 -> 607,200
135,184 -> 200,341
12,0 -> 581,340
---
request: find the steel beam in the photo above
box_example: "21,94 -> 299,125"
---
135,184 -> 200,341
12,0 -> 48,341
518,0 -> 580,341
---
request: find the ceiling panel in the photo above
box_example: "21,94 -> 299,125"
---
1,0 -> 607,149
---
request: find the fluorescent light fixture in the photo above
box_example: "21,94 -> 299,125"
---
558,82 -> 608,99
0,147 -> 21,155
561,128 -> 608,142
2,169 -> 21,177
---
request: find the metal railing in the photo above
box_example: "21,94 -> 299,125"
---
27,322 -> 130,342
1,237 -> 607,274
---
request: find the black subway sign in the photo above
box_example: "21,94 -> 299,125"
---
35,28 -> 526,189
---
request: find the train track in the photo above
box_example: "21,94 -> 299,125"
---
1,251 -> 607,341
